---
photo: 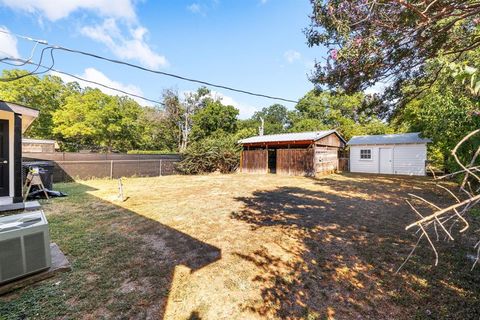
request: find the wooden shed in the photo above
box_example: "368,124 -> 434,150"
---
238,130 -> 346,176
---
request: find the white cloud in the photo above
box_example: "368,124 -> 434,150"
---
81,19 -> 168,69
51,67 -> 148,105
209,91 -> 259,119
0,0 -> 136,21
181,90 -> 259,119
284,50 -> 301,63
187,3 -> 203,14
0,0 -> 167,69
0,26 -> 19,59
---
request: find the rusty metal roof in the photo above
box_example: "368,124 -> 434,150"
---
239,130 -> 344,144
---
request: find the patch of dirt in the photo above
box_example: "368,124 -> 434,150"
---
119,278 -> 151,294
140,233 -> 171,254
85,307 -> 112,320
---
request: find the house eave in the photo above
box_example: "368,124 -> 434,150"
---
0,101 -> 39,133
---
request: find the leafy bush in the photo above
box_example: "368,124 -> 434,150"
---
176,133 -> 240,174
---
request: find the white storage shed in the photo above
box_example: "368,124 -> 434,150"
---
347,132 -> 431,176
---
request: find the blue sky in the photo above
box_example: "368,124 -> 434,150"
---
0,0 -> 327,118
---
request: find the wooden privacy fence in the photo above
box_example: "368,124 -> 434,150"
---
23,152 -> 181,182
240,149 -> 267,173
277,148 -> 315,176
338,158 -> 349,172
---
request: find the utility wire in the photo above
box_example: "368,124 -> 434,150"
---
4,41 -> 40,67
0,57 -> 165,105
0,29 -> 300,104
0,46 -> 55,81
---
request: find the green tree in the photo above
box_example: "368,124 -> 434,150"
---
0,69 -> 78,138
305,0 -> 480,98
161,89 -> 184,151
392,56 -> 480,171
180,87 -> 211,150
290,89 -> 391,140
135,105 -> 176,152
52,89 -> 143,152
190,99 -> 239,141
289,118 -> 328,132
252,104 -> 289,134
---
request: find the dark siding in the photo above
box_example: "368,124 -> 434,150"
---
13,114 -> 22,202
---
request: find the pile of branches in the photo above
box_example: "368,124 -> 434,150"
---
176,135 -> 240,175
399,129 -> 480,272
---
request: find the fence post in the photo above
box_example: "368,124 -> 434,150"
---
110,160 -> 114,179
159,159 -> 163,176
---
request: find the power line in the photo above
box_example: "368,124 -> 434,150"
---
0,29 -> 48,45
0,46 -> 55,81
0,57 -> 165,105
0,29 -> 300,104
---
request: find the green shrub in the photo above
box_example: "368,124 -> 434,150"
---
176,133 -> 240,174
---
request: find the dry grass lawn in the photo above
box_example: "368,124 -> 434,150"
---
1,173 -> 480,319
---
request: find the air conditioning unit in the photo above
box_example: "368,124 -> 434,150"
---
0,211 -> 51,284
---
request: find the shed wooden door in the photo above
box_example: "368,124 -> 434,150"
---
241,150 -> 267,173
0,120 -> 9,197
276,148 -> 314,176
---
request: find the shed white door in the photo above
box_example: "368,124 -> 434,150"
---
379,148 -> 393,174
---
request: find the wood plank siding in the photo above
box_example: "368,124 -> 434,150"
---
314,146 -> 339,175
240,149 -> 267,173
276,148 -> 315,176
316,133 -> 344,148
240,131 -> 346,176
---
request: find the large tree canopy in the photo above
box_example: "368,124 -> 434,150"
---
0,69 -> 79,138
52,89 -> 143,152
252,104 -> 289,135
392,50 -> 480,171
305,0 -> 480,96
190,99 -> 239,140
290,89 -> 392,139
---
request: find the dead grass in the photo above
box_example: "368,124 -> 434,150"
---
1,173 -> 480,319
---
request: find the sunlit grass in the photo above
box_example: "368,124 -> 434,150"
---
0,173 -> 478,319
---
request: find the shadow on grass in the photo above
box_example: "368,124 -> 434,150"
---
0,182 -> 221,319
231,175 -> 480,319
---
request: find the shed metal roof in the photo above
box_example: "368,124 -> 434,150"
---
347,132 -> 431,146
239,130 -> 345,144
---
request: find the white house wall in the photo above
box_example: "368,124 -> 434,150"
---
349,143 -> 427,176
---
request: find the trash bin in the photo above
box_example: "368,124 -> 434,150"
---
23,161 -> 55,190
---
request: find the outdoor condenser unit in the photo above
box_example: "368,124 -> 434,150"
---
0,211 -> 51,284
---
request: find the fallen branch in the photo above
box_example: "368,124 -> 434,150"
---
405,194 -> 480,231
401,129 -> 480,270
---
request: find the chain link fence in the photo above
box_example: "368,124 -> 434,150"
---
23,153 -> 181,182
